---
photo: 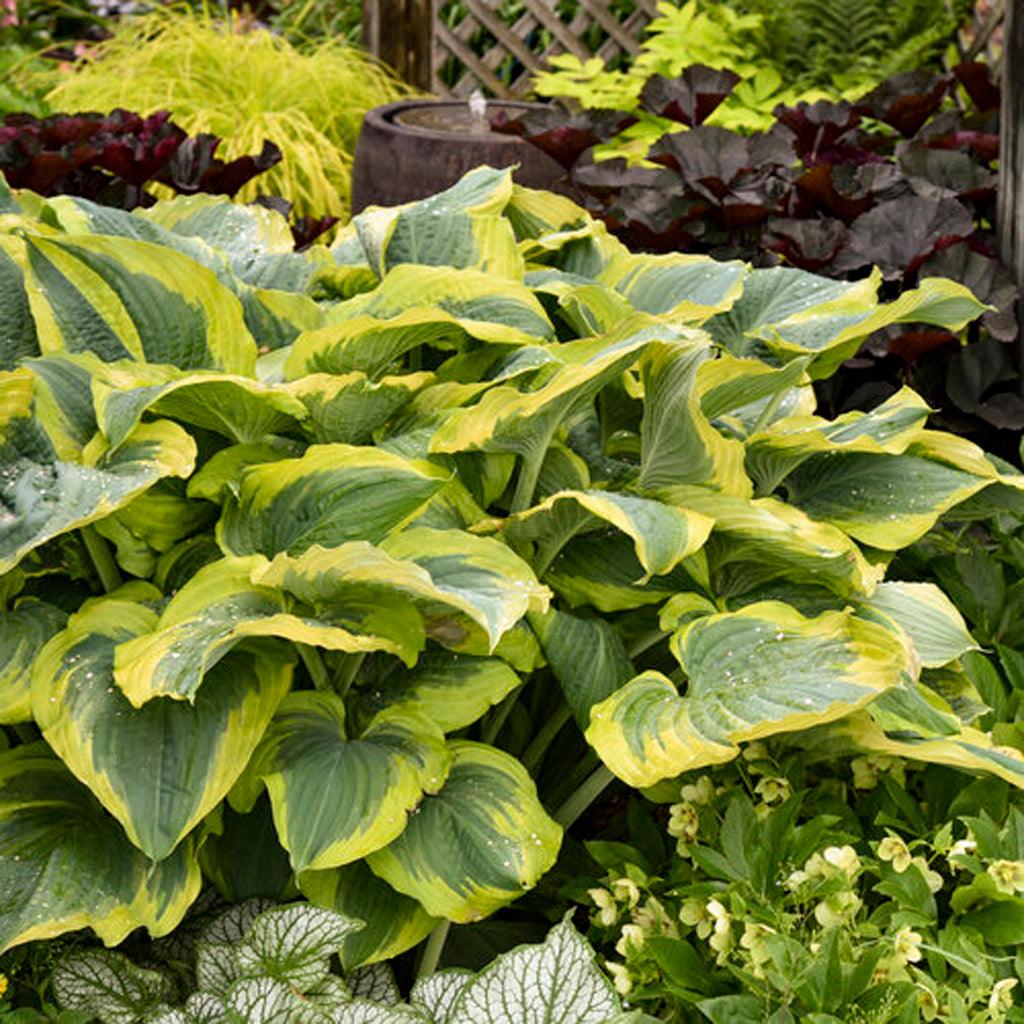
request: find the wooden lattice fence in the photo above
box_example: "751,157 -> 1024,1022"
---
363,0 -> 659,97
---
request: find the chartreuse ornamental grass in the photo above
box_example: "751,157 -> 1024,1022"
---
38,5 -> 410,219
1,165 -> 1024,985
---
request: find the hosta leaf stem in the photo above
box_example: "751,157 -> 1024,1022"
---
80,525 -> 122,593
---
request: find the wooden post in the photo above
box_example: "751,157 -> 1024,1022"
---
363,0 -> 436,93
998,0 -> 1024,388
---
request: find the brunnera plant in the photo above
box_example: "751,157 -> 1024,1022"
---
0,165 -> 1023,966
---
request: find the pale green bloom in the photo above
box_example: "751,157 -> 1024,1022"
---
589,887 -> 617,927
877,835 -> 912,873
988,859 -> 1024,895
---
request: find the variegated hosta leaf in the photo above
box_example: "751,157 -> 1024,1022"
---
0,743 -> 201,952
661,487 -> 883,598
529,608 -> 635,727
782,443 -> 995,550
0,372 -> 197,573
22,353 -> 97,460
744,386 -> 932,494
114,557 -> 417,705
353,165 -> 521,278
0,597 -> 66,723
429,316 -> 665,475
0,243 -> 39,371
587,601 -> 913,787
366,741 -> 562,923
636,338 -> 751,497
52,949 -> 171,1024
301,861 -> 437,969
354,651 -> 521,733
857,581 -> 978,669
286,372 -> 433,444
505,181 -> 590,246
506,489 -> 713,579
21,231 -> 257,373
248,692 -> 451,873
32,591 -> 293,860
410,970 -> 473,1024
526,269 -> 635,337
698,353 -> 813,429
216,444 -> 450,558
186,441 -> 300,505
707,268 -> 986,377
840,711 -> 1024,789
234,903 -> 362,990
446,917 -> 621,1024
379,528 -> 550,652
87,358 -> 307,450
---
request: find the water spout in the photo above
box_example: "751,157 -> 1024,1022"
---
469,89 -> 487,132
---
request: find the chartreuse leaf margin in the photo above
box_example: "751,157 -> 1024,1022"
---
1,164 -> 1021,963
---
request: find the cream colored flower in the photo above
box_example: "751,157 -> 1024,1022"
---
754,776 -> 791,805
916,985 -> 940,1022
589,887 -> 617,928
988,977 -> 1018,1015
667,802 -> 700,843
877,835 -> 912,873
741,741 -> 769,762
988,859 -> 1024,895
679,898 -> 712,938
891,926 -> 922,964
739,922 -> 775,967
822,845 -> 860,877
611,876 -> 641,908
707,899 -> 733,957
605,960 -> 633,997
680,775 -> 716,805
615,923 -> 646,957
910,856 -> 943,893
947,837 -> 977,867
813,890 -> 862,928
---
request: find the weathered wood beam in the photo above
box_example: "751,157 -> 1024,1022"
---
363,0 -> 435,92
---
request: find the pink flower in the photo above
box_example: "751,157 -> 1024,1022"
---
1,0 -> 18,28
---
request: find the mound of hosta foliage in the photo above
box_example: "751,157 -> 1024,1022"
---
2,164 -> 1024,967
43,900 -> 653,1023
497,61 -> 1021,455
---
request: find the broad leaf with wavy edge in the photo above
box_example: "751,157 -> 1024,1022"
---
447,916 -> 620,1024
353,165 -> 522,279
217,445 -> 449,558
20,231 -> 257,373
0,370 -> 196,573
243,692 -> 450,873
0,743 -> 201,952
32,589 -> 293,860
506,488 -> 713,579
52,948 -> 171,1024
366,741 -> 561,923
857,581 -> 978,669
114,556 -> 421,705
0,597 -> 66,723
300,861 -> 438,969
587,601 -> 913,787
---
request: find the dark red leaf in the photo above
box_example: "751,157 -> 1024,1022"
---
639,66 -> 740,126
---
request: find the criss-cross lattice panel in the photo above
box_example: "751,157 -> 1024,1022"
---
433,0 -> 660,99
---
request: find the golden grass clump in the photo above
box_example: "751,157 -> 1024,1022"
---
42,6 -> 413,220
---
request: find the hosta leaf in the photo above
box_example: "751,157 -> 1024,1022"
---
662,487 -> 882,598
527,269 -> 635,336
186,442 -> 298,505
447,917 -> 620,1024
380,528 -> 550,652
0,743 -> 201,952
114,557 -> 416,705
354,651 -> 521,733
52,949 -> 170,1024
286,372 -> 432,444
32,591 -> 293,860
857,582 -> 978,668
410,970 -> 473,1024
744,387 -> 931,493
0,373 -> 196,573
234,903 -> 362,990
839,712 -> 1024,789
366,741 -> 561,923
88,359 -> 307,450
587,601 -> 913,787
637,338 -> 750,497
0,245 -> 39,371
22,354 -> 97,460
216,445 -> 449,558
506,489 -> 713,579
0,598 -> 66,723
250,692 -> 451,872
353,165 -> 521,278
22,232 -> 257,373
301,861 -> 438,969
529,608 -> 635,727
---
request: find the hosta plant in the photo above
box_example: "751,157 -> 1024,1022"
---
44,900 -> 655,1023
1,165 -> 1024,969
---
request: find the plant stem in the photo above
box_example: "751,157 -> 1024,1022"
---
333,652 -> 366,698
80,525 -> 121,593
627,628 -> 667,659
298,644 -> 331,692
416,919 -> 451,979
554,764 -> 616,829
481,685 -> 522,745
521,704 -> 572,774
749,388 -> 787,436
509,450 -> 544,514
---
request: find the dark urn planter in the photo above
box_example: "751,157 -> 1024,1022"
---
350,99 -> 564,213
